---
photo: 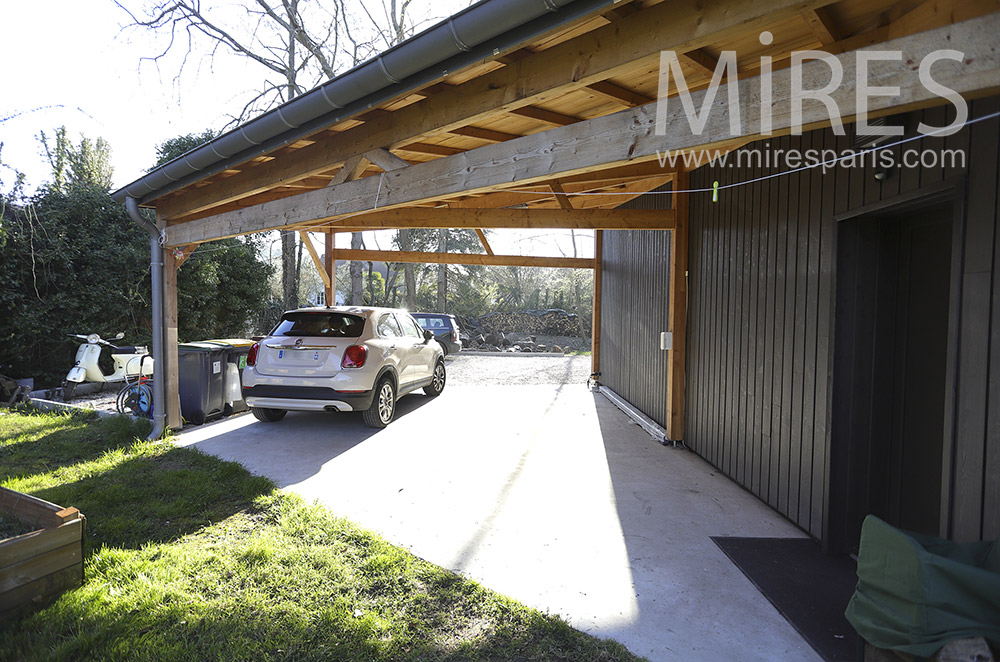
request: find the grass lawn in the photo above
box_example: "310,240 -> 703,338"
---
0,409 -> 645,661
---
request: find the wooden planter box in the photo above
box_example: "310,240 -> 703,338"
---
0,487 -> 85,619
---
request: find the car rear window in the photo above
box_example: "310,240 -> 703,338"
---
415,315 -> 451,329
271,312 -> 365,337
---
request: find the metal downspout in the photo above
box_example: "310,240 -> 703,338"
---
126,197 -> 167,441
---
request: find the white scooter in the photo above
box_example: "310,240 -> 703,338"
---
62,333 -> 154,400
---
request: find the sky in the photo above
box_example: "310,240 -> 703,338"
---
0,0 -> 594,258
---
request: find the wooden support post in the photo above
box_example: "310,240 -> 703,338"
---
666,171 -> 689,442
161,221 -> 182,431
592,230 -> 603,376
324,231 -> 335,305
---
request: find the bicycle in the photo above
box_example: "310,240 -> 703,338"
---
116,355 -> 154,419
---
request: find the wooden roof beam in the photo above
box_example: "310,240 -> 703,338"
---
166,16 -> 1000,247
157,0 -> 837,221
306,208 -> 675,232
332,248 -> 593,270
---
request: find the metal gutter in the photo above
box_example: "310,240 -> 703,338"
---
111,0 -> 614,206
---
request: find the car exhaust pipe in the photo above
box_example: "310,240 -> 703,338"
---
324,405 -> 339,412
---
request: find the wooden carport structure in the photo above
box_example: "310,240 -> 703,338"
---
113,0 -> 1000,439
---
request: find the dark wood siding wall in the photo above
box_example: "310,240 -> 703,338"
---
601,97 -> 1000,543
599,194 -> 672,427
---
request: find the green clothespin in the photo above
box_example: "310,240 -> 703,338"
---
712,181 -> 719,203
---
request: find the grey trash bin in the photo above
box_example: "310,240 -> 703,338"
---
177,341 -> 230,425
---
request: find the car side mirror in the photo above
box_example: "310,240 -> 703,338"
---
423,329 -> 434,342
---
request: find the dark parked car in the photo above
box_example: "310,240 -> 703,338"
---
412,313 -> 462,356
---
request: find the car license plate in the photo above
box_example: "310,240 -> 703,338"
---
277,349 -> 321,360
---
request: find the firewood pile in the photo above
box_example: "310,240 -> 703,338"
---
478,309 -> 587,336
454,309 -> 590,353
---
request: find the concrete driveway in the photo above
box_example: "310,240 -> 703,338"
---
175,375 -> 819,661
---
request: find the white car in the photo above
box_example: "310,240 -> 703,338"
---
242,306 -> 446,428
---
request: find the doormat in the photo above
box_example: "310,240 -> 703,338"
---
711,537 -> 859,662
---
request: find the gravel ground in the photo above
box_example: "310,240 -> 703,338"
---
444,353 -> 592,386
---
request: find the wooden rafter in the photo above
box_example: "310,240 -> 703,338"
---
510,106 -> 580,126
803,6 -> 843,45
156,0 -> 838,222
449,126 -> 522,143
166,15 -> 1000,247
680,49 -> 720,77
585,80 -> 654,107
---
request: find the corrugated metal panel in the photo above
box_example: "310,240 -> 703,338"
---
600,98 -> 1000,543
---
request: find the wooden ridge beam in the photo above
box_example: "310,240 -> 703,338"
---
332,249 -> 593,270
157,0 -> 840,222
166,16 -> 1000,247
302,208 -> 675,232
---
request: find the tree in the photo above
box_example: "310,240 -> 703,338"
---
118,0 -> 383,312
154,131 -> 278,337
153,129 -> 219,168
38,127 -> 115,192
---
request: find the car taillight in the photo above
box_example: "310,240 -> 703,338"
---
450,331 -> 457,342
342,345 -> 367,368
247,342 -> 260,367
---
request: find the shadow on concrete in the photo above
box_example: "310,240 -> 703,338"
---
175,392 -> 432,490
590,390 -> 822,661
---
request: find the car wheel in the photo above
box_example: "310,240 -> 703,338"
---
363,377 -> 395,428
424,360 -> 446,396
440,343 -> 449,357
251,407 -> 287,422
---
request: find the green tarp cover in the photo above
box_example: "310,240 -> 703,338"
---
845,515 -> 1000,657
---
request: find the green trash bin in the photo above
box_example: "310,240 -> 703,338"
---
845,515 -> 1000,657
177,341 -> 230,425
